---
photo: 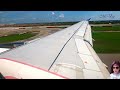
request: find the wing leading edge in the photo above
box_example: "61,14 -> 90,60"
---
0,21 -> 110,79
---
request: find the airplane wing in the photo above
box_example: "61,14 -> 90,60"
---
0,21 -> 110,79
0,48 -> 9,53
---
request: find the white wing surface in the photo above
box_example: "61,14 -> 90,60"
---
0,21 -> 110,79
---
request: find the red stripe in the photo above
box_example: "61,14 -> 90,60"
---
5,76 -> 18,79
0,58 -> 69,79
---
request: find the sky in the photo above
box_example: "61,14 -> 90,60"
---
0,11 -> 120,24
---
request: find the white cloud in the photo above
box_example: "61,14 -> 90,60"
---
59,13 -> 64,18
52,12 -> 55,15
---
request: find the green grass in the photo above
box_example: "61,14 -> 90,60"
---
92,26 -> 120,31
0,32 -> 37,44
93,32 -> 120,53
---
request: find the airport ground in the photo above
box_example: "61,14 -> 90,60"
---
98,54 -> 120,72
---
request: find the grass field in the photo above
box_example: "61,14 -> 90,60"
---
0,32 -> 37,44
92,25 -> 120,31
0,24 -> 120,53
93,32 -> 120,53
91,25 -> 120,53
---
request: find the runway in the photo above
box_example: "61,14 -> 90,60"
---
98,54 -> 120,73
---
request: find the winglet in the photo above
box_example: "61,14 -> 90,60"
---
87,18 -> 91,21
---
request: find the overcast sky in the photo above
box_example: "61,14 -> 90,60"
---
0,11 -> 120,24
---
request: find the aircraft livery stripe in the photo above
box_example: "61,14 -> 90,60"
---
0,58 -> 69,79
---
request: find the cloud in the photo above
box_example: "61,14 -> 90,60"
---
51,12 -> 55,15
59,13 -> 64,18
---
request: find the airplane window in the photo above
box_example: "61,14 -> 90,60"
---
0,73 -> 5,79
